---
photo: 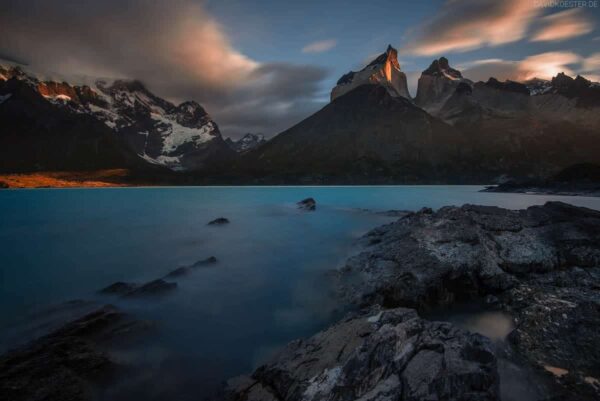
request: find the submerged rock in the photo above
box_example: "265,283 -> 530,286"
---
193,256 -> 218,266
164,256 -> 218,278
99,281 -> 138,295
123,279 -> 177,298
297,198 -> 316,211
0,305 -> 147,401
208,217 -> 230,225
100,279 -> 177,298
225,307 -> 499,401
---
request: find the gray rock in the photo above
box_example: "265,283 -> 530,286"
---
337,202 -> 600,309
225,307 -> 499,401
335,201 -> 600,399
208,217 -> 230,225
297,198 -> 316,211
502,268 -> 600,399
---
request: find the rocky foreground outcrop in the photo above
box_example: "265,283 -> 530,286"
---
334,201 -> 600,399
225,307 -> 498,401
0,305 -> 148,401
227,201 -> 600,400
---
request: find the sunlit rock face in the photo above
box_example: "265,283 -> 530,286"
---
415,57 -> 471,113
331,45 -> 410,101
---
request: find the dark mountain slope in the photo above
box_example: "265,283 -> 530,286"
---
0,78 -> 150,173
229,85 -> 476,183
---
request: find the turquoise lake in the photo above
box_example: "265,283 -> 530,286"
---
1,186 -> 599,399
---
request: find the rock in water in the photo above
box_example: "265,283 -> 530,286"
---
208,217 -> 230,225
100,279 -> 177,297
225,307 -> 499,401
297,198 -> 316,211
164,256 -> 218,278
99,281 -> 138,295
0,305 -> 146,401
193,256 -> 217,266
123,279 -> 177,297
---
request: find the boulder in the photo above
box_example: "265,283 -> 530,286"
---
208,217 -> 230,225
297,198 -> 316,211
225,307 -> 499,401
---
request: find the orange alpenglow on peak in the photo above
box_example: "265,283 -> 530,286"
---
330,44 -> 411,101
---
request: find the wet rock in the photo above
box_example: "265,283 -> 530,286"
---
100,279 -> 177,298
193,256 -> 217,266
502,267 -> 600,399
225,307 -> 499,401
124,279 -> 177,298
99,281 -> 137,295
208,217 -> 230,225
337,202 -> 600,309
336,201 -> 600,399
0,305 -> 147,401
0,181 -> 8,189
164,256 -> 218,278
297,198 -> 316,211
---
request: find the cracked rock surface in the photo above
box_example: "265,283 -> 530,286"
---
225,307 -> 498,401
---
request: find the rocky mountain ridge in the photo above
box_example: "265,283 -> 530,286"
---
225,133 -> 266,153
331,45 -> 410,101
0,64 -> 233,171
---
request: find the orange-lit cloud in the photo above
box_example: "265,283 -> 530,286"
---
459,51 -> 582,82
402,0 -> 540,56
531,9 -> 593,42
302,39 -> 338,54
0,0 -> 328,137
518,52 -> 581,79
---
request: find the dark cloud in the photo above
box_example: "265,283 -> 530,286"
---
0,0 -> 329,138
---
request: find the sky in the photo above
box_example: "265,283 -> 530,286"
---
1,0 -> 599,139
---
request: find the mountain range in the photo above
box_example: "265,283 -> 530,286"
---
1,45 -> 599,183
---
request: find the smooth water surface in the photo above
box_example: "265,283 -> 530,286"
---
1,186 -> 599,399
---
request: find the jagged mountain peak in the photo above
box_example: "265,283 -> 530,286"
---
415,57 -> 469,111
366,44 -> 400,69
0,65 -> 232,171
226,133 -> 266,153
422,57 -> 462,79
484,77 -> 529,95
331,44 -> 410,101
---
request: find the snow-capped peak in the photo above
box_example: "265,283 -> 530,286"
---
0,64 -> 224,170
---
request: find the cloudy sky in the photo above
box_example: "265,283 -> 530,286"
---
1,0 -> 599,139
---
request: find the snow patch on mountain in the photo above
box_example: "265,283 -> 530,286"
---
0,62 -> 225,170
